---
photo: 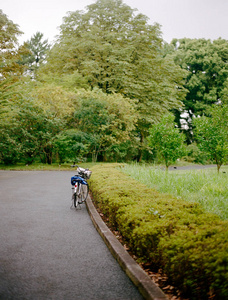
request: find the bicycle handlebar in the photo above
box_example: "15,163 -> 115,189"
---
71,164 -> 92,179
71,164 -> 89,171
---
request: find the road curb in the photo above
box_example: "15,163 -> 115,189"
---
86,195 -> 168,300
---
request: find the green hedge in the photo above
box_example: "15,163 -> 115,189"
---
89,164 -> 228,299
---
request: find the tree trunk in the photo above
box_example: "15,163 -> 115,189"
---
217,164 -> 221,173
138,132 -> 144,162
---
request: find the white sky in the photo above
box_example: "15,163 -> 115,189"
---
1,0 -> 228,45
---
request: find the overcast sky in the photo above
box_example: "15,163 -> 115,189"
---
1,0 -> 228,45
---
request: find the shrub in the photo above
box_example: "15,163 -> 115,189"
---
184,143 -> 209,164
89,163 -> 228,299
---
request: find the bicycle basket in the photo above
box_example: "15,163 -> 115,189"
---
84,170 -> 92,179
77,167 -> 92,179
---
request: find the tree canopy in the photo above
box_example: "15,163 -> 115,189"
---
39,0 -> 186,150
148,114 -> 186,170
70,88 -> 137,161
166,38 -> 228,141
0,10 -> 29,125
1,2 -> 228,166
21,32 -> 50,77
193,105 -> 228,172
0,9 -> 28,80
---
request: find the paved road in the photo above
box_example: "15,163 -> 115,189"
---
0,171 -> 143,300
168,164 -> 217,171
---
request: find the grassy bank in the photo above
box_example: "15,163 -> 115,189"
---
121,164 -> 228,220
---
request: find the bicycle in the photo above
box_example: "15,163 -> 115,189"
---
71,165 -> 92,209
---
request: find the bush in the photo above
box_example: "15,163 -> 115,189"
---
0,132 -> 22,165
184,143 -> 209,164
89,163 -> 228,299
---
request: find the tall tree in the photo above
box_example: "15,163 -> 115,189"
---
22,32 -> 50,77
168,38 -> 228,141
39,0 -> 186,160
0,10 -> 28,80
0,10 -> 29,126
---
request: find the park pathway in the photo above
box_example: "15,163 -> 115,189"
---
0,170 -> 143,300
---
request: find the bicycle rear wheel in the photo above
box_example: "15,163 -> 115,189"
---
81,184 -> 89,202
73,193 -> 79,208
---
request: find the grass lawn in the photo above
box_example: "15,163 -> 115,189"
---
121,164 -> 228,220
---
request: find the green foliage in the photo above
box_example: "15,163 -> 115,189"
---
168,38 -> 228,141
0,10 -> 29,79
0,129 -> 22,164
193,105 -> 228,172
0,9 -> 22,47
0,10 -> 34,164
220,78 -> 228,104
148,114 -> 186,170
30,83 -> 76,118
21,32 -> 50,77
2,5 -> 228,166
89,163 -> 228,298
41,0 -> 186,149
0,81 -> 137,164
172,38 -> 228,114
183,142 -> 208,164
0,10 -> 30,118
104,140 -> 138,162
0,94 -> 64,165
0,78 -> 23,122
37,71 -> 89,91
54,129 -> 91,163
70,89 -> 137,161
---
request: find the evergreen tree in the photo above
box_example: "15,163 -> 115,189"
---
22,32 -> 50,77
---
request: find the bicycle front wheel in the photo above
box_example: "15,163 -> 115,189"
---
81,184 -> 89,202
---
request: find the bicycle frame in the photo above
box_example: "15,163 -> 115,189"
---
71,175 -> 87,186
71,175 -> 89,208
72,176 -> 87,196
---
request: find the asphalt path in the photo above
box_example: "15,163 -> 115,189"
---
168,164 -> 217,171
0,171 -> 143,300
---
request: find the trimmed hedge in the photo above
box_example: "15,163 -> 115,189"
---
89,164 -> 228,299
